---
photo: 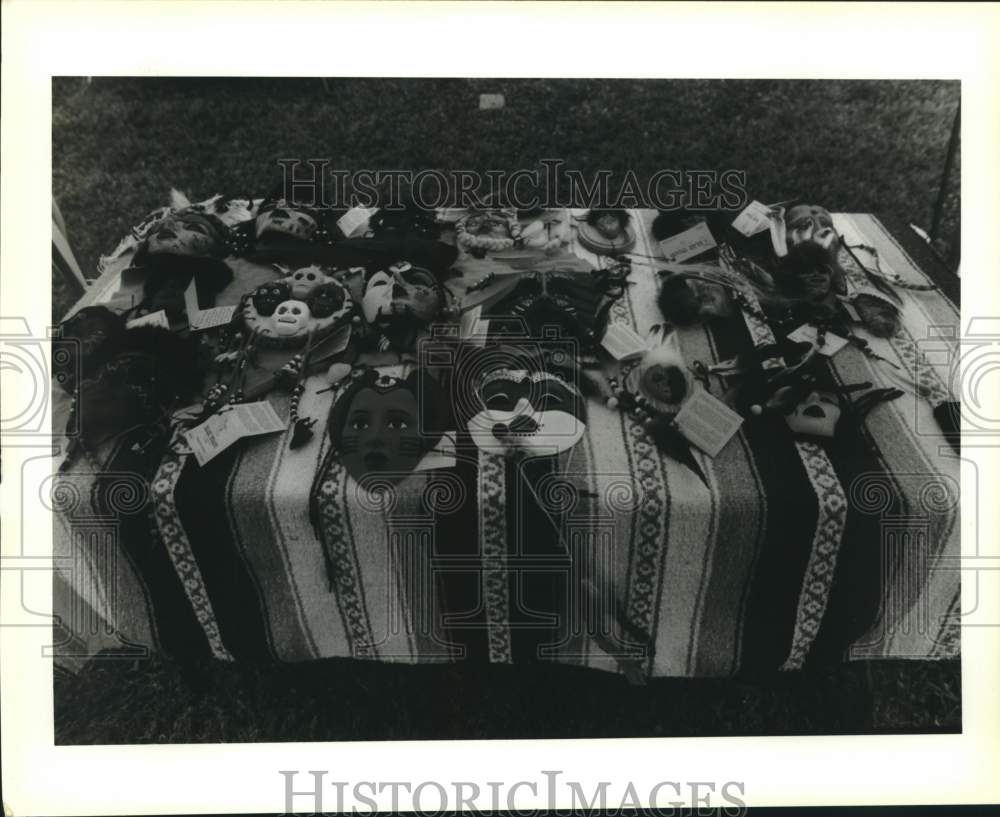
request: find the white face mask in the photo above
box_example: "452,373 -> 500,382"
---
785,390 -> 841,437
362,263 -> 442,327
465,370 -> 586,457
272,300 -> 311,336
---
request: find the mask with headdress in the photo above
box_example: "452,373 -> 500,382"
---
320,367 -> 451,484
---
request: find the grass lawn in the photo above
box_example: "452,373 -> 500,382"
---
51,78 -> 961,741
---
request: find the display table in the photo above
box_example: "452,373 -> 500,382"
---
52,208 -> 961,677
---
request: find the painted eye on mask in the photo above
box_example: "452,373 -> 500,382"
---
485,391 -> 512,408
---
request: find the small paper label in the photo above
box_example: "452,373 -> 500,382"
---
730,200 -> 773,237
601,323 -> 648,361
190,305 -> 236,331
459,305 -> 490,347
337,207 -> 374,238
126,310 -> 170,330
675,388 -> 744,457
786,323 -> 849,357
184,401 -> 286,466
184,278 -> 236,330
658,221 -> 718,263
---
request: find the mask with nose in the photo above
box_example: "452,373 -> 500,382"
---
362,262 -> 445,343
255,200 -> 319,241
325,368 -> 449,484
464,367 -> 586,458
784,390 -> 842,438
145,211 -> 230,258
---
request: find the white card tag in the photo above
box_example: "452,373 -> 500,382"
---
601,323 -> 648,361
730,200 -> 773,237
184,278 -> 236,331
337,207 -> 374,238
786,323 -> 849,357
189,305 -> 236,331
459,305 -> 490,347
675,388 -> 743,457
184,401 -> 286,466
126,310 -> 170,330
658,221 -> 718,263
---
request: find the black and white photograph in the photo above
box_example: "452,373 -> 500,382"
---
3,3 -> 999,815
48,75 -> 964,747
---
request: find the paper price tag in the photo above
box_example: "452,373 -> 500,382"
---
601,323 -> 648,361
459,305 -> 490,347
730,200 -> 773,237
786,323 -> 849,357
658,221 -> 718,263
126,310 -> 170,330
675,388 -> 744,457
190,305 -> 236,331
337,207 -> 374,238
183,278 -> 237,331
185,401 -> 286,466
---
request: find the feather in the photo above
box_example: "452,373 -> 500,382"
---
169,188 -> 192,210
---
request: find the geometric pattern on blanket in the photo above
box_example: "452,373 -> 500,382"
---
60,210 -> 961,675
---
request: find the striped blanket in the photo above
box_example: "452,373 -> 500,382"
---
52,211 -> 960,676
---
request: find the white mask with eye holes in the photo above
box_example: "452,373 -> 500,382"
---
785,390 -> 841,438
273,300 -> 311,336
362,263 -> 442,327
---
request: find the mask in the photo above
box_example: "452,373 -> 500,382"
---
465,369 -> 586,457
594,212 -> 627,240
288,265 -> 336,300
785,390 -> 841,437
273,300 -> 311,336
307,282 -> 347,319
329,370 -> 448,484
362,263 -> 442,327
255,203 -> 318,241
785,204 -> 838,252
251,281 -> 292,317
146,213 -> 224,257
690,279 -> 734,319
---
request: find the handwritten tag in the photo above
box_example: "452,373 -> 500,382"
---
658,221 -> 717,264
126,310 -> 170,330
731,200 -> 773,237
787,323 -> 849,357
183,278 -> 237,331
337,207 -> 374,238
184,401 -> 286,466
675,389 -> 743,457
190,305 -> 236,331
601,323 -> 648,361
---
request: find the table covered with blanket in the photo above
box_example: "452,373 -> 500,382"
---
52,207 -> 961,678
